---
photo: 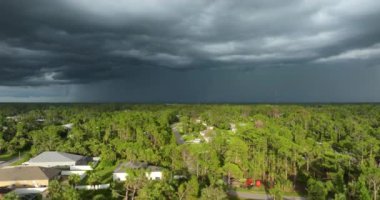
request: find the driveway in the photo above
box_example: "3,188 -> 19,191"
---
0,156 -> 22,168
171,124 -> 184,145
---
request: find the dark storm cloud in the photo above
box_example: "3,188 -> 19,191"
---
1,0 -> 380,86
70,63 -> 380,103
0,0 -> 380,102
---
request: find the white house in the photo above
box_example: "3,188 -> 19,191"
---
35,119 -> 45,123
23,151 -> 89,168
199,127 -> 215,143
146,166 -> 163,180
230,123 -> 237,133
62,123 -> 74,129
0,166 -> 61,188
187,138 -> 202,144
6,116 -> 19,121
113,161 -> 163,182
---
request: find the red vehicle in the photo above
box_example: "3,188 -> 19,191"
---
245,178 -> 253,187
256,180 -> 261,187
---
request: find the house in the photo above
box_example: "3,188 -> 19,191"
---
62,123 -> 74,129
230,123 -> 237,133
200,130 -> 211,143
113,161 -> 163,181
113,161 -> 148,181
187,138 -> 202,144
146,166 -> 163,180
35,119 -> 45,123
6,116 -> 19,121
23,151 -> 89,168
199,127 -> 215,143
0,166 -> 60,188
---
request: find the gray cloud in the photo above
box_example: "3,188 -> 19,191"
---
0,0 -> 380,102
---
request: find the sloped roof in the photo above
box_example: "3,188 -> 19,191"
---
62,123 -> 74,129
147,166 -> 162,172
114,161 -> 148,173
0,166 -> 60,181
28,151 -> 85,163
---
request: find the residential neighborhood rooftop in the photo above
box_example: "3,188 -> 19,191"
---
62,123 -> 74,129
147,166 -> 162,172
114,161 -> 148,173
0,166 -> 60,181
27,151 -> 85,163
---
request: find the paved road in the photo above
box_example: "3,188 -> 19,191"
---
228,190 -> 272,200
171,124 -> 184,145
228,191 -> 306,200
0,156 -> 22,168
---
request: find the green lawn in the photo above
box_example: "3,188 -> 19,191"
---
81,161 -> 118,185
0,151 -> 29,163
0,152 -> 15,161
12,152 -> 31,166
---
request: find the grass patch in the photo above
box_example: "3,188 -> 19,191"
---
81,161 -> 118,185
12,153 -> 31,166
0,153 -> 16,161
0,151 -> 29,163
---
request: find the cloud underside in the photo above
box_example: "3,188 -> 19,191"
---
0,0 -> 380,87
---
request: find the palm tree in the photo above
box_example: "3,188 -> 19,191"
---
47,180 -> 63,200
124,169 -> 148,200
68,174 -> 81,187
88,172 -> 100,186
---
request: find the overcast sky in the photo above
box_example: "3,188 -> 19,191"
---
0,0 -> 380,102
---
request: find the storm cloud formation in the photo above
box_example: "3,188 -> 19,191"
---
0,0 -> 380,102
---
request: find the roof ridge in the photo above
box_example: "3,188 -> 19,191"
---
35,166 -> 49,179
57,151 -> 76,159
28,151 -> 84,163
39,167 -> 59,179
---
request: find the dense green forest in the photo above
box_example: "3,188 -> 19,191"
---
0,104 -> 379,200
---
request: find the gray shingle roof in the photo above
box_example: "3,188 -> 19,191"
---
147,166 -> 162,172
114,161 -> 148,173
28,151 -> 85,163
114,162 -> 163,173
0,166 -> 60,181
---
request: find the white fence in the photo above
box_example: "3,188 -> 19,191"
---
75,184 -> 110,190
14,187 -> 47,195
70,165 -> 93,171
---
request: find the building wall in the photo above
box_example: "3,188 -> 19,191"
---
147,171 -> 162,180
70,165 -> 93,171
113,173 -> 127,181
113,171 -> 163,182
0,179 -> 49,188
